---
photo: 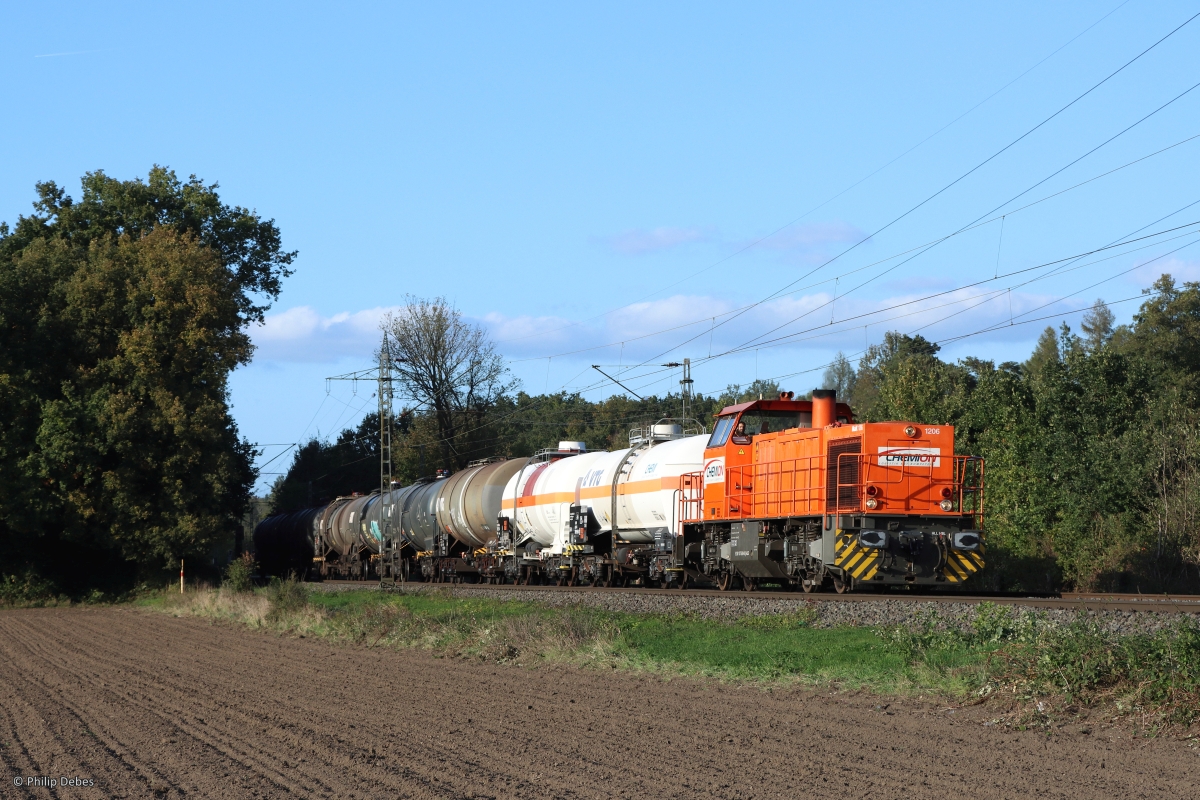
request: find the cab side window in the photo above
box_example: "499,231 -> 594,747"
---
707,416 -> 735,447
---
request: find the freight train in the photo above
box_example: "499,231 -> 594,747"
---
253,390 -> 985,592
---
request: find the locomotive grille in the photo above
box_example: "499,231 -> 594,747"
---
826,437 -> 862,511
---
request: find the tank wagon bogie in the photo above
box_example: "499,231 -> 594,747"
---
253,390 -> 985,592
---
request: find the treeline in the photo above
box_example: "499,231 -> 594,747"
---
0,168 -> 293,599
839,279 -> 1200,593
275,280 -> 1200,593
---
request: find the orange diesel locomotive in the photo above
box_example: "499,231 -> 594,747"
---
677,390 -> 984,591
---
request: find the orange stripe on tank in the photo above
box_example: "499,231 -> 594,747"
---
504,476 -> 688,509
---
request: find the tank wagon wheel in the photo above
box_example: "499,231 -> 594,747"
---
678,573 -> 690,590
716,571 -> 733,592
567,568 -> 579,587
742,575 -> 757,592
800,576 -> 819,593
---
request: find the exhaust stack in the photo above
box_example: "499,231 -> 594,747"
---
812,389 -> 836,428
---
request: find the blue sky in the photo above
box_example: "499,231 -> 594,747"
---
4,1 -> 1200,492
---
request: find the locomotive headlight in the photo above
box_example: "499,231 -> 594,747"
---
904,425 -> 918,438
939,499 -> 955,512
952,531 -> 982,551
865,497 -> 879,510
858,530 -> 888,548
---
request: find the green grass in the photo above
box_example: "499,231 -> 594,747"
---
613,614 -> 908,683
141,582 -> 1200,730
146,582 -> 981,693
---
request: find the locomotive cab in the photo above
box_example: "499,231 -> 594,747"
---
701,393 -> 853,520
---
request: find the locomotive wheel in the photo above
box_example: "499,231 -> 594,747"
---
717,571 -> 733,591
567,568 -> 579,587
833,575 -> 850,594
801,575 -> 819,593
678,573 -> 690,590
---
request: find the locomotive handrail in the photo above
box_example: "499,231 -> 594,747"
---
679,471 -> 704,524
692,452 -> 983,524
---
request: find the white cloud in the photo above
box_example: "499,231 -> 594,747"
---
604,226 -> 711,255
251,286 -> 1087,376
251,305 -> 396,363
1131,258 -> 1200,286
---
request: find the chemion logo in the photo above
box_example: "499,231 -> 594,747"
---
877,447 -> 941,467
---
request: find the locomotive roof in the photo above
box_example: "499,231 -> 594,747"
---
715,399 -> 813,416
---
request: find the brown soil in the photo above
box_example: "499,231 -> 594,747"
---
0,607 -> 1197,799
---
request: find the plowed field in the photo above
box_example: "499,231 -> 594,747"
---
0,607 -> 1196,799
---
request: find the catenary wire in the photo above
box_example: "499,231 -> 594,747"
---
492,0 -> 1137,347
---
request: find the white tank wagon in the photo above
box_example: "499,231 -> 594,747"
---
497,427 -> 707,586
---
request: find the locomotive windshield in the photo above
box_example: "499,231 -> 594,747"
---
708,409 -> 811,447
737,410 -> 809,436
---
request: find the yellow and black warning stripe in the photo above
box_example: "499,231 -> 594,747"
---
942,546 -> 985,583
834,530 -> 882,581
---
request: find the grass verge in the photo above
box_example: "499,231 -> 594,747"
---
140,581 -> 1200,732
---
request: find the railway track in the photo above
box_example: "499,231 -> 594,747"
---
318,580 -> 1200,614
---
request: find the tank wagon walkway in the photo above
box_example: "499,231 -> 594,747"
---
0,607 -> 1195,799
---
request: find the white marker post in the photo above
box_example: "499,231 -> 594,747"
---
180,559 -> 184,594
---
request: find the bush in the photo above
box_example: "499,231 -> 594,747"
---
265,575 -> 309,621
0,570 -> 59,606
222,553 -> 256,593
989,617 -> 1200,719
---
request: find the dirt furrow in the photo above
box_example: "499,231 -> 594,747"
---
0,620 -> 180,798
0,614 -> 393,799
2,607 -> 1199,799
36,613 -> 657,799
